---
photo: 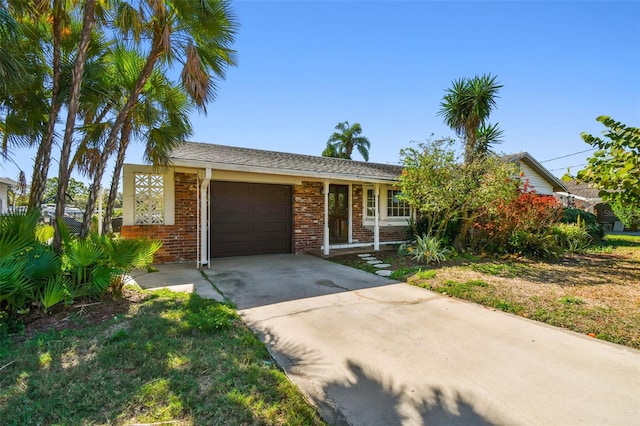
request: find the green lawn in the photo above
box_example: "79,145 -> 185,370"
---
0,289 -> 325,426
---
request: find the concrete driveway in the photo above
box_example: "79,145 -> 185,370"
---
209,254 -> 640,426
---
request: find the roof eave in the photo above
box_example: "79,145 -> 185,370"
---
169,158 -> 400,184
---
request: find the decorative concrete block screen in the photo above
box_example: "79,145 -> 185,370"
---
134,173 -> 164,225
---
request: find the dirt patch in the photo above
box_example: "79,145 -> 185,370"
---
12,288 -> 148,343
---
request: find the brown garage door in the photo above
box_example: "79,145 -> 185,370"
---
211,182 -> 292,257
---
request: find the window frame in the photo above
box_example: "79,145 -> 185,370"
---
386,189 -> 410,218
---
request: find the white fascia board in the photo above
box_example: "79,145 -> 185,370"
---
168,158 -> 399,184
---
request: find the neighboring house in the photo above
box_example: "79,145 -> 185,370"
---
121,143 -> 409,265
557,180 -> 625,231
122,145 -> 568,265
555,179 -> 601,213
0,177 -> 17,214
501,152 -> 567,196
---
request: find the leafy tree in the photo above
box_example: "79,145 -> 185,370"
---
609,201 -> 640,231
438,73 -> 503,163
43,177 -> 89,208
397,137 -> 518,245
322,121 -> 371,161
575,116 -> 640,210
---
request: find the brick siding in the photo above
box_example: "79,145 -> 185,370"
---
122,176 -> 406,263
292,181 -> 324,253
121,172 -> 198,263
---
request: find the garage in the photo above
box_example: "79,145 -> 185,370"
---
210,181 -> 292,257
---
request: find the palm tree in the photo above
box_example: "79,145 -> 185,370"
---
0,4 -> 48,169
438,73 -> 503,163
101,48 -> 193,233
53,0 -> 100,249
322,121 -> 371,161
79,0 -> 238,237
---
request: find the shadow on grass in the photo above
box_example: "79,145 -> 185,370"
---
0,290 -> 324,425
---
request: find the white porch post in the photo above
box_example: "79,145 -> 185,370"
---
374,183 -> 380,251
323,180 -> 330,256
348,183 -> 353,243
200,168 -> 211,267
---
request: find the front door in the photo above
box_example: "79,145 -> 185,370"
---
328,184 -> 349,243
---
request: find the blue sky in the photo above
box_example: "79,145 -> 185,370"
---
2,0 -> 639,185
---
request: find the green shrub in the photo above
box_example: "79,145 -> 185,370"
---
551,221 -> 592,253
561,208 -> 603,241
407,216 -> 461,245
0,211 -> 161,322
507,230 -> 563,260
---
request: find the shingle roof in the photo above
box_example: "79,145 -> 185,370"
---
169,142 -> 403,182
562,179 -> 601,200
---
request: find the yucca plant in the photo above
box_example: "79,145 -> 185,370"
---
412,234 -> 451,265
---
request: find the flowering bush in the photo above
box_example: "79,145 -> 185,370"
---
472,180 -> 563,257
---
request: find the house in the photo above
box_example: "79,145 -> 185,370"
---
121,144 -> 567,265
0,177 -> 17,214
555,179 -> 601,213
501,152 -> 567,196
557,179 -> 625,231
121,143 -> 409,265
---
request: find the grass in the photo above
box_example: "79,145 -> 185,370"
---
0,289 -> 325,426
329,234 -> 640,349
469,262 -> 531,278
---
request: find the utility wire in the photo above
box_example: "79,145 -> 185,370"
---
549,163 -> 586,172
539,148 -> 596,163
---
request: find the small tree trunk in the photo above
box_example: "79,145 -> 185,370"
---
53,0 -> 97,251
80,43 -> 164,237
102,123 -> 132,233
28,10 -> 63,211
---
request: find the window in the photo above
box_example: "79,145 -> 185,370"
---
134,173 -> 164,224
365,189 -> 376,217
387,189 -> 410,217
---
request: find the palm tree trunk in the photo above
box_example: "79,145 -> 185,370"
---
28,7 -> 63,211
53,0 -> 97,250
102,122 -> 132,233
80,42 -> 165,238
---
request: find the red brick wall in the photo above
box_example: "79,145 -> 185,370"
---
351,184 -> 371,243
121,172 -> 198,263
292,181 -> 324,253
122,176 -> 407,262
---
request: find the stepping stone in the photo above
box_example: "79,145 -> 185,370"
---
367,260 -> 383,264
362,257 -> 377,261
376,270 -> 393,277
357,254 -> 371,258
373,263 -> 391,268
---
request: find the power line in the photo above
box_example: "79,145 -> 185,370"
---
549,163 -> 586,172
539,148 -> 596,163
